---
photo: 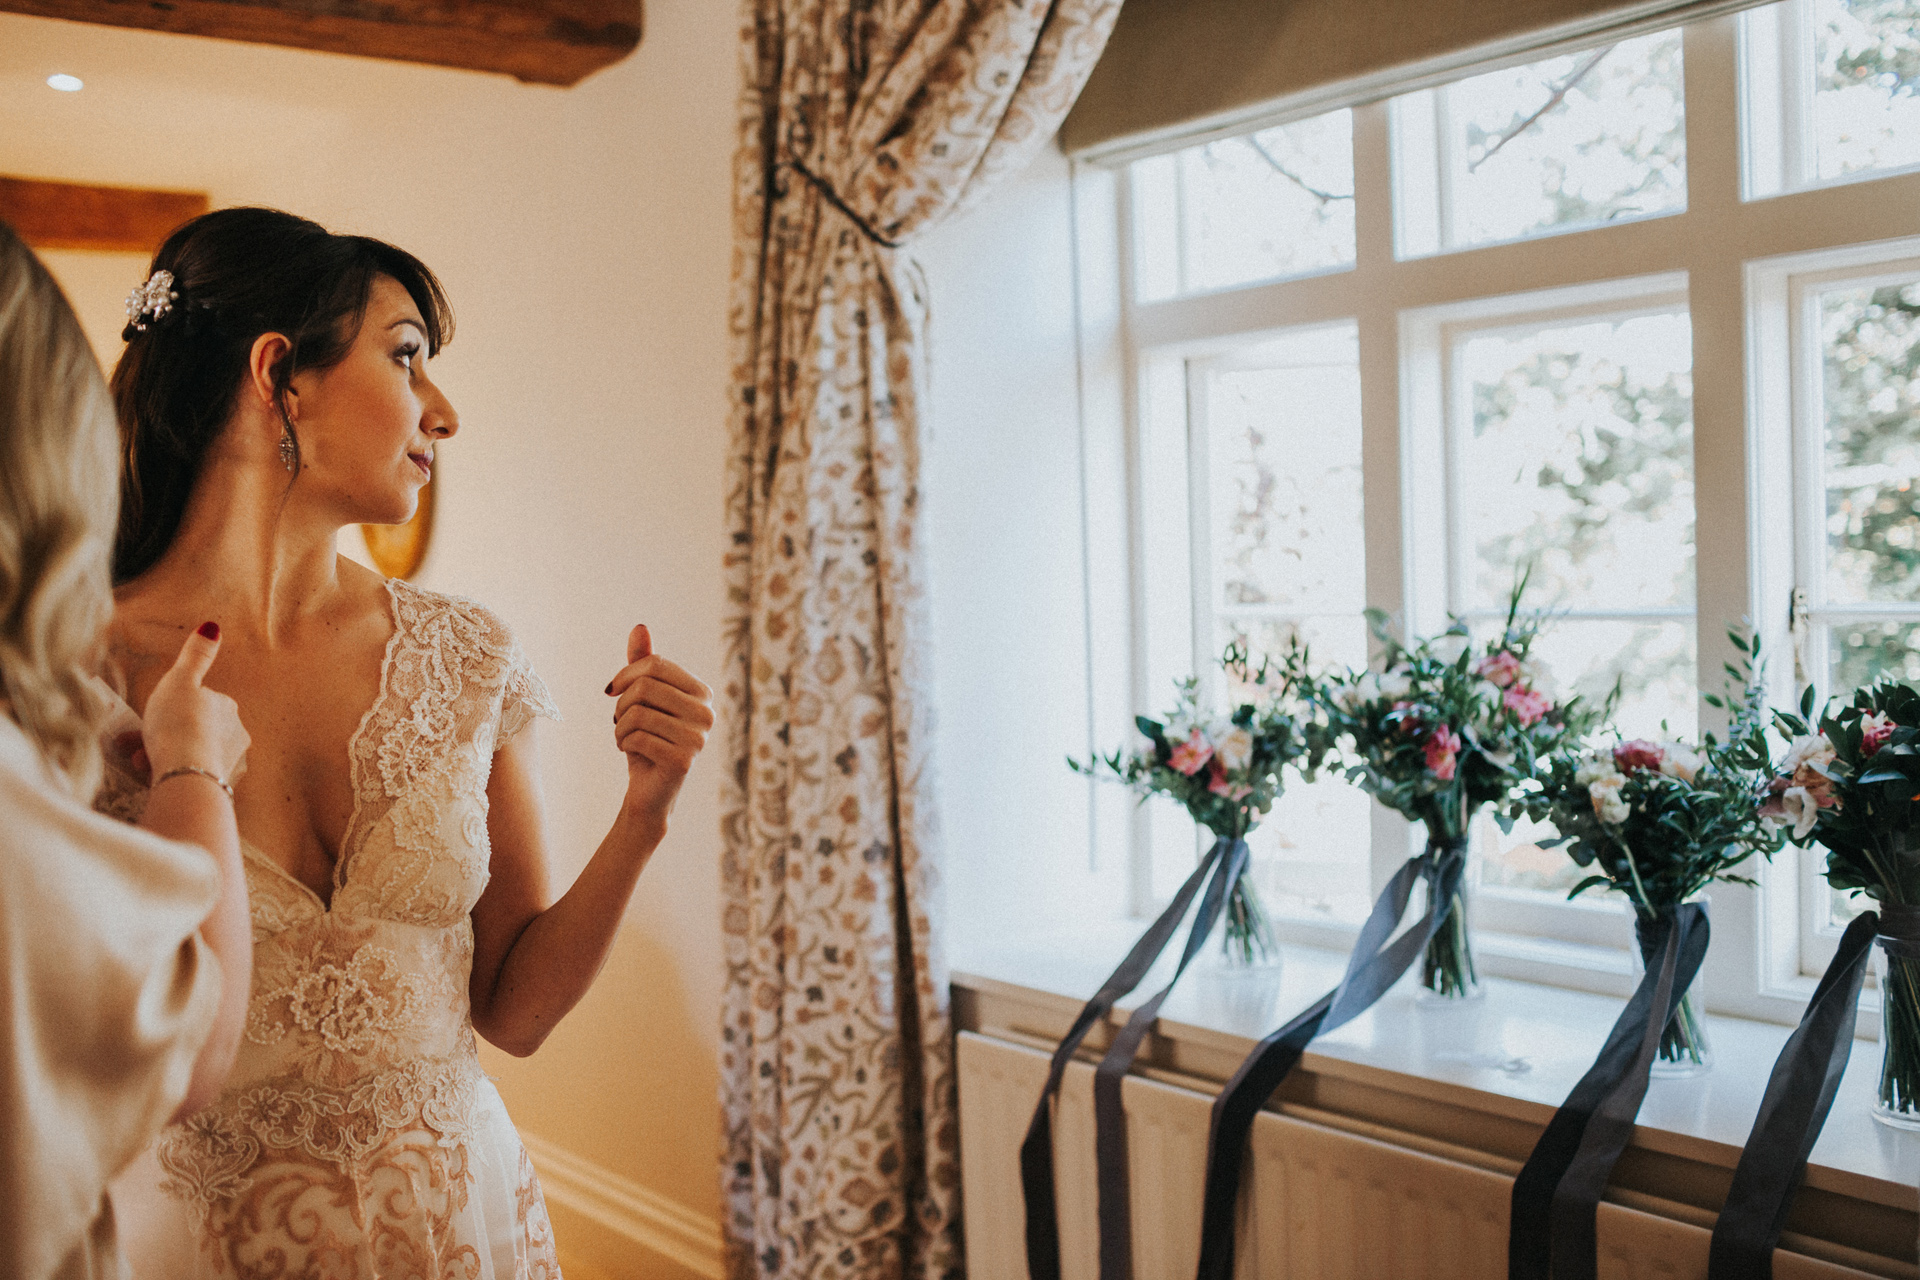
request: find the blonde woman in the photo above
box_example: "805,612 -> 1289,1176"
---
0,221 -> 252,1280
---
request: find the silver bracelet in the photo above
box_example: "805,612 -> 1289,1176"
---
152,765 -> 235,800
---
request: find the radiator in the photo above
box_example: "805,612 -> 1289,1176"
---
956,1031 -> 1884,1280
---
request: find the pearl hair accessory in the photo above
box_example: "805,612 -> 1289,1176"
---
124,269 -> 179,332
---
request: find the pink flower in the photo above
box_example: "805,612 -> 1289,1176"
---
1423,725 -> 1461,781
1207,757 -> 1252,800
1613,739 -> 1666,774
1503,685 -> 1552,728
1473,650 -> 1524,688
1169,729 -> 1213,776
1863,712 -> 1896,757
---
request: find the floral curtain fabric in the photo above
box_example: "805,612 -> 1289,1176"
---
718,2 -> 1120,1277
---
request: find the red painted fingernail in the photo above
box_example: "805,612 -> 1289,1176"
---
605,682 -> 616,695
197,621 -> 220,640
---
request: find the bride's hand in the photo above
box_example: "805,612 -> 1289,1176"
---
606,624 -> 713,836
143,622 -> 250,788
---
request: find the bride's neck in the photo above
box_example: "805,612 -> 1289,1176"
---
124,451 -> 347,639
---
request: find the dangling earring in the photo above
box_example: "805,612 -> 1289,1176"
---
278,409 -> 298,474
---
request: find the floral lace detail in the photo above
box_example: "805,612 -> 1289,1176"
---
158,1054 -> 482,1215
334,580 -> 559,928
102,580 -> 563,1277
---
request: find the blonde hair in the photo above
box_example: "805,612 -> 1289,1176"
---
0,222 -> 117,797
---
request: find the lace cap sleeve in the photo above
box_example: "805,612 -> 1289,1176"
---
498,637 -> 561,749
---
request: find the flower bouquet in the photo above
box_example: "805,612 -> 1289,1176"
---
1312,590 -> 1601,1000
1766,678 -> 1920,1128
1518,639 -> 1783,1073
1074,641 -> 1331,967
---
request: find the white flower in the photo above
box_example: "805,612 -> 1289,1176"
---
1216,726 -> 1254,772
1589,774 -> 1630,825
1377,671 -> 1414,702
1779,785 -> 1823,840
1574,753 -> 1621,787
1782,734 -> 1837,775
1659,743 -> 1702,783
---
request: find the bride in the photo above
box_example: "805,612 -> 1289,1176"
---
97,207 -> 713,1277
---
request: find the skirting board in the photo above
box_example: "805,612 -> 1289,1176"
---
520,1133 -> 725,1280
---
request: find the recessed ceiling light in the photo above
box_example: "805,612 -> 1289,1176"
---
46,73 -> 83,92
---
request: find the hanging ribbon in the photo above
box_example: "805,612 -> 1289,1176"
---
1509,901 -> 1711,1280
1191,837 -> 1471,1280
1020,835 -> 1246,1280
1706,908 -> 1883,1277
1094,837 -> 1249,1280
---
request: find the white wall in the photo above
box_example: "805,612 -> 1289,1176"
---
916,148 -> 1129,948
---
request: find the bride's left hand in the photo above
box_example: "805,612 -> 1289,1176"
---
606,624 -> 714,837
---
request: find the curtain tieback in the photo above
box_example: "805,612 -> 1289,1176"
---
779,156 -> 905,250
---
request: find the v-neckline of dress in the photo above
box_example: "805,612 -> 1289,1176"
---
103,576 -> 408,916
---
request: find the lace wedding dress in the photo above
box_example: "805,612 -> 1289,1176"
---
99,579 -> 564,1279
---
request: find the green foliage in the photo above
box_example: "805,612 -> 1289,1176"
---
1308,578 -> 1605,841
1771,676 -> 1920,905
1070,639 -> 1333,842
1520,631 -> 1784,914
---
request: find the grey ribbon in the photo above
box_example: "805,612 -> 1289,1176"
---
1192,838 -> 1470,1280
1020,836 -> 1244,1280
1510,902 -> 1711,1280
1707,906 -> 1887,1276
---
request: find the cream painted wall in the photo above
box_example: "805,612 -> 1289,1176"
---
1,2 -> 738,1242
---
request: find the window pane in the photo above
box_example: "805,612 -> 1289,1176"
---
1831,619 -> 1920,687
1199,327 -> 1370,923
1522,619 -> 1699,739
1477,810 -> 1588,896
1204,337 -> 1365,615
1230,616 -> 1375,923
1813,0 -> 1920,182
1431,30 -> 1686,250
1820,280 -> 1920,603
1458,310 -> 1697,616
1132,109 -> 1355,301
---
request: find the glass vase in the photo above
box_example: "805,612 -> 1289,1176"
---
1216,873 -> 1281,972
1418,838 -> 1482,1004
1873,939 -> 1920,1131
1633,912 -> 1712,1078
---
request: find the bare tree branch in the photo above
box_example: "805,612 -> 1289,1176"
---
1468,45 -> 1612,174
1240,135 -> 1353,204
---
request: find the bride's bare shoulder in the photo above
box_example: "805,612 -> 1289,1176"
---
335,554 -> 395,607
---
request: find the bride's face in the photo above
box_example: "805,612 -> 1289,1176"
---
290,274 -> 456,526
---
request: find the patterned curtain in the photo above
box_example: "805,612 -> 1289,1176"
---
718,2 -> 1120,1278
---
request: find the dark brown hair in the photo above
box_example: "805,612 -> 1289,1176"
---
110,207 -> 453,583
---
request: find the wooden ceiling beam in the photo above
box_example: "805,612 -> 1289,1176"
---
0,1 -> 642,87
0,175 -> 208,254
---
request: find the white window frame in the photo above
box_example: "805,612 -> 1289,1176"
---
1741,0 -> 1920,199
1074,6 -> 1920,1024
1402,273 -> 1697,962
1746,236 -> 1920,1017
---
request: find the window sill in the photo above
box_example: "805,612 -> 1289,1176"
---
951,923 -> 1919,1272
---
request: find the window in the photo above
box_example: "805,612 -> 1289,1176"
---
1744,0 -> 1920,196
1394,29 -> 1688,256
1083,2 -> 1920,1016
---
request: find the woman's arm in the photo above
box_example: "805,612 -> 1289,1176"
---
468,626 -> 712,1057
139,775 -> 249,1119
133,623 -> 253,1121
